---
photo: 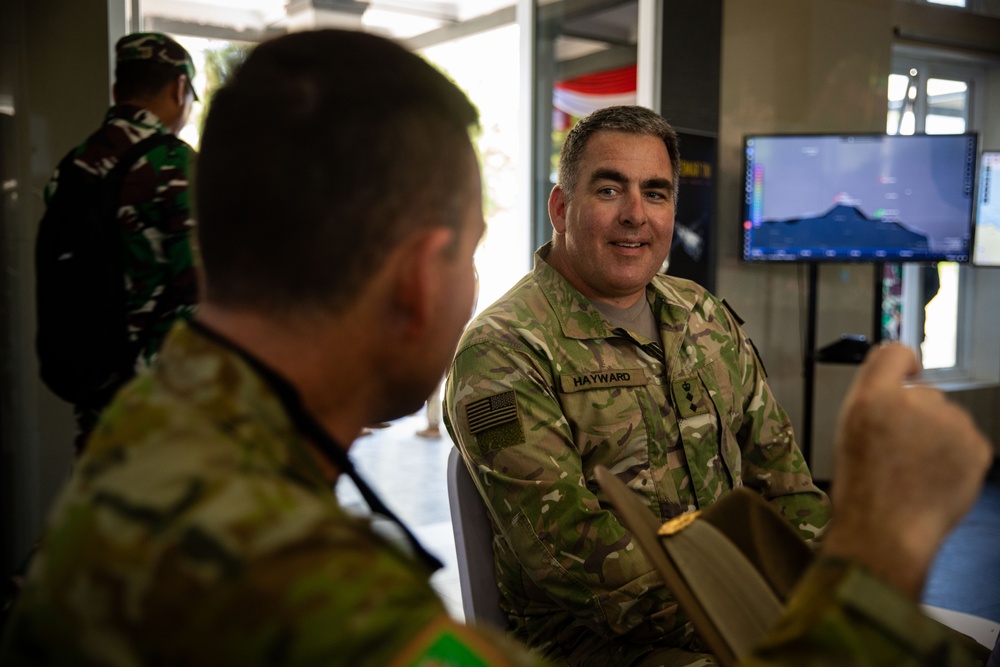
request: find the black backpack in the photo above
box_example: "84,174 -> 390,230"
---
35,133 -> 176,406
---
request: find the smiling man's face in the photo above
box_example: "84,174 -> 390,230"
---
547,130 -> 676,308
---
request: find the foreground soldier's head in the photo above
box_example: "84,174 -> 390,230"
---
195,29 -> 485,443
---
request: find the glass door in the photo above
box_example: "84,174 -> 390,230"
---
526,0 -> 644,251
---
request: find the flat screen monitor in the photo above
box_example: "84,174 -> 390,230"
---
741,133 -> 978,263
972,150 -> 1000,267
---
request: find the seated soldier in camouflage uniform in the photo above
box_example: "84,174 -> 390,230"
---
444,106 -> 992,666
0,28 -> 991,667
442,106 -> 834,666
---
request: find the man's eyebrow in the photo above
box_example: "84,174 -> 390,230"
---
589,168 -> 628,185
589,168 -> 674,192
642,177 -> 674,192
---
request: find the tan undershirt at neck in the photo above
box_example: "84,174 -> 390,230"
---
590,296 -> 659,342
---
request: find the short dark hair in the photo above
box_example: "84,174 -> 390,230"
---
196,30 -> 480,314
114,60 -> 184,101
557,105 -> 680,203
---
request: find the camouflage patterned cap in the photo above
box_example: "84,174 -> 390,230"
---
115,32 -> 198,100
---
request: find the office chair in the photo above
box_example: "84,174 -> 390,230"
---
446,447 -> 508,629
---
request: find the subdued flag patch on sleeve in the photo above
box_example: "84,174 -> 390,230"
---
465,390 -> 524,453
389,617 -> 509,667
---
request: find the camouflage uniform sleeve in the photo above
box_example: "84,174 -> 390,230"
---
721,304 -> 831,542
445,340 -> 683,645
178,545 -> 546,666
118,139 -> 198,368
0,511 -> 544,666
739,558 -> 990,666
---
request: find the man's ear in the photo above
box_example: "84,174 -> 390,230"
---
173,74 -> 190,107
548,185 -> 567,235
391,227 -> 455,338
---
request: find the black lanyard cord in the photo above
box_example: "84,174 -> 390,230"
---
187,319 -> 443,573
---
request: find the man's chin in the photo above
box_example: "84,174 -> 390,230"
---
602,269 -> 661,295
376,389 -> 435,426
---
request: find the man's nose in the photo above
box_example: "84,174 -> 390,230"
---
618,191 -> 646,226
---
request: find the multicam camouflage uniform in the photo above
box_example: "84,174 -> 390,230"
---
742,558 -> 991,666
46,104 -> 198,449
444,243 -> 831,666
0,321 -> 546,666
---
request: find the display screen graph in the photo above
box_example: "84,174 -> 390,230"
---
741,133 -> 978,263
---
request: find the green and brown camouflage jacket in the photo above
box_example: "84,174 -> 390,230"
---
445,243 -> 831,666
0,321 -> 543,666
46,105 -> 198,440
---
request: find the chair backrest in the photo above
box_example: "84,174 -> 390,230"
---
446,447 -> 507,629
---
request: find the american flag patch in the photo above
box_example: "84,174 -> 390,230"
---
466,390 -> 519,434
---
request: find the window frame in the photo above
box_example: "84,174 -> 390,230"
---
889,50 -> 991,382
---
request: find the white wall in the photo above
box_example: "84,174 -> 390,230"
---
717,0 -> 895,479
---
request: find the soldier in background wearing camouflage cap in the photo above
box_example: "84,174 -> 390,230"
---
444,105 -> 832,666
45,31 -> 200,454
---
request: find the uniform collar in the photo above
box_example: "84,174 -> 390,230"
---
173,319 -> 444,574
532,242 -> 694,342
156,320 -> 332,493
106,104 -> 170,135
